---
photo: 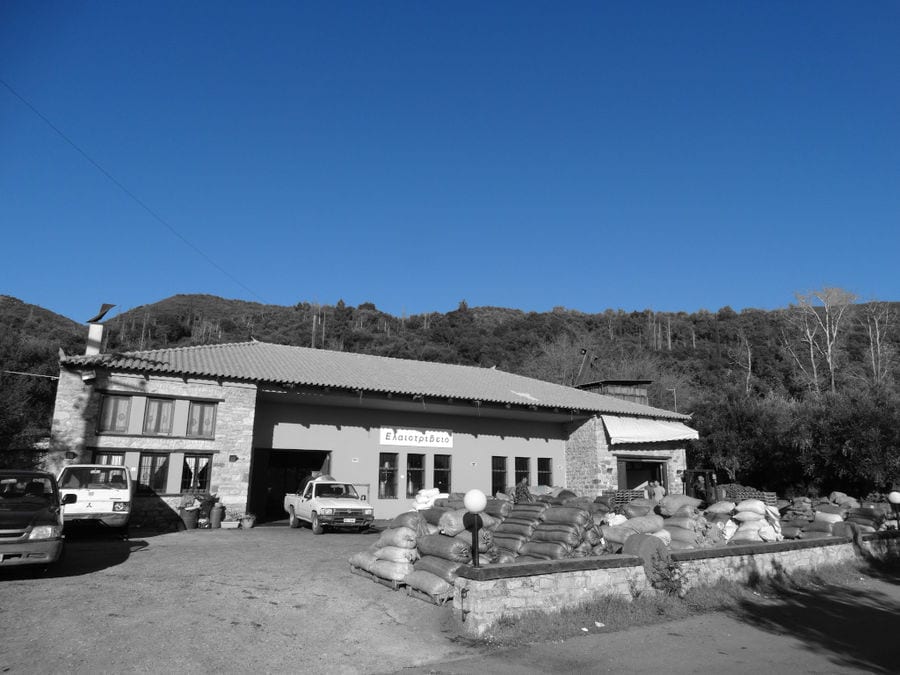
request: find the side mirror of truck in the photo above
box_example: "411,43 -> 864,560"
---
62,493 -> 77,505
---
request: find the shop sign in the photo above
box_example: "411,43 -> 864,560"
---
379,427 -> 453,448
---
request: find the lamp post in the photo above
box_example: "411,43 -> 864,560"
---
463,489 -> 487,567
888,491 -> 900,529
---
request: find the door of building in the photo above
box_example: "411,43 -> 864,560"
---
617,459 -> 667,492
249,449 -> 331,522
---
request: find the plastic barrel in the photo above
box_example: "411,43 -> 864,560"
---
210,503 -> 225,528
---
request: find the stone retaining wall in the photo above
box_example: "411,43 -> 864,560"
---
671,537 -> 857,590
452,531 -> 900,638
453,556 -> 649,638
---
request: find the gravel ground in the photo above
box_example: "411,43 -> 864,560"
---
0,522 -> 478,674
3,522 -> 898,674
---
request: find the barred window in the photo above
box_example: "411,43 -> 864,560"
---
433,454 -> 451,494
406,454 -> 425,497
138,453 -> 169,492
378,453 -> 398,499
537,457 -> 552,487
491,456 -> 507,497
514,456 -> 530,486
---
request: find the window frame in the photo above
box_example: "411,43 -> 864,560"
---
99,395 -> 131,433
491,456 -> 507,497
433,454 -> 451,494
514,456 -> 530,486
378,453 -> 398,499
187,401 -> 217,439
537,457 -> 552,487
143,397 -> 175,436
405,453 -> 425,498
181,454 -> 212,493
94,451 -> 125,466
137,453 -> 169,493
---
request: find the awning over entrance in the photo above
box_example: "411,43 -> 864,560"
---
601,415 -> 699,445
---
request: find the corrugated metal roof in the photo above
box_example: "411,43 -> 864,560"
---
62,341 -> 688,420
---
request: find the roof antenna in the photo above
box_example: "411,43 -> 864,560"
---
573,348 -> 590,386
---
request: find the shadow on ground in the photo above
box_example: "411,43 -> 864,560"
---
728,569 -> 900,674
47,524 -> 148,578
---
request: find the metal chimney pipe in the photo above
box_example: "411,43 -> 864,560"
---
84,304 -> 115,356
86,323 -> 104,355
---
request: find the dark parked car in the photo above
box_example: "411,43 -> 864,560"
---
0,469 -> 74,569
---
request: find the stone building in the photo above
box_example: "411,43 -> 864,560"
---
47,337 -> 697,525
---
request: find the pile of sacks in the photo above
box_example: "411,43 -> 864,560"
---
780,497 -> 815,539
724,499 -> 783,544
473,500 -> 604,562
411,488 -> 446,511
599,494 -> 789,552
599,495 -> 726,552
349,509 -> 469,599
779,491 -> 888,539
349,491 -> 612,600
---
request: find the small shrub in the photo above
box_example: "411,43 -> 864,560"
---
647,553 -> 686,597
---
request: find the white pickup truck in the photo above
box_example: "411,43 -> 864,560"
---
283,476 -> 374,534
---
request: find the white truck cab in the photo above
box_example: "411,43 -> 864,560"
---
283,475 -> 374,534
57,464 -> 134,531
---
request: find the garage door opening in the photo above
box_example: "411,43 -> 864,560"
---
249,449 -> 331,522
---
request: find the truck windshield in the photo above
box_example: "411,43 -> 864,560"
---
315,484 -> 358,498
0,475 -> 54,503
59,467 -> 129,490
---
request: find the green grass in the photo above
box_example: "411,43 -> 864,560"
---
473,558 -> 894,647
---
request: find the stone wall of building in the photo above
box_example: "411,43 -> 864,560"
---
48,367 -> 257,528
563,416 -> 688,497
564,416 -> 602,498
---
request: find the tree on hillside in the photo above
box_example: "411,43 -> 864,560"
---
861,301 -> 895,386
783,287 -> 857,395
793,386 -> 900,494
688,387 -> 797,487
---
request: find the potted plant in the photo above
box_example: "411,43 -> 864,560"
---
220,507 -> 242,529
178,494 -> 201,529
240,513 -> 257,529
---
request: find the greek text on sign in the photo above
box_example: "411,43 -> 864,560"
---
380,427 -> 453,448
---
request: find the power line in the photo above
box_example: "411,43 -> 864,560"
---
2,370 -> 59,380
0,77 -> 267,304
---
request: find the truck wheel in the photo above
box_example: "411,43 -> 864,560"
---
288,506 -> 301,529
311,512 -> 324,535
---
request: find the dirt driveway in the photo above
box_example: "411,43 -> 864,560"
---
2,522 -> 899,674
0,522 -> 477,674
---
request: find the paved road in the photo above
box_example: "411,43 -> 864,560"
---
1,522 -> 897,674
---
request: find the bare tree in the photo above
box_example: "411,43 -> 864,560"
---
861,301 -> 894,385
519,334 -> 582,385
782,313 -> 821,395
785,287 -> 857,394
728,329 -> 753,393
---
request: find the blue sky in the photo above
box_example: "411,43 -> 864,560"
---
2,2 -> 898,323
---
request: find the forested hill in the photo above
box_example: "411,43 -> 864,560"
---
2,291 -> 899,496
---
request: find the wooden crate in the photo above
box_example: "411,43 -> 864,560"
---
601,489 -> 647,506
